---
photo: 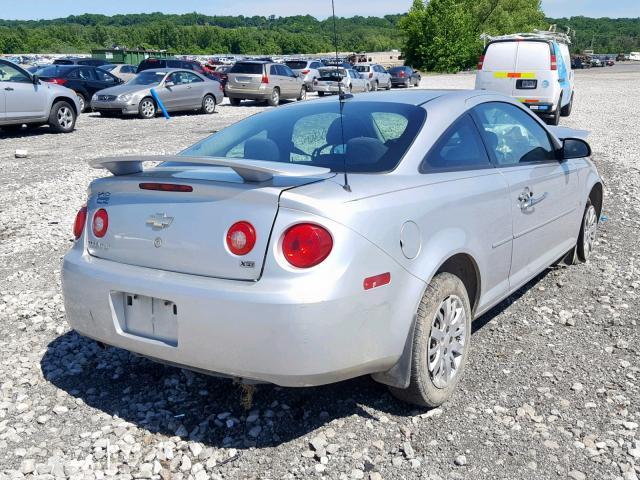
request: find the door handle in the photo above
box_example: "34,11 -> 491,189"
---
519,189 -> 548,209
4,87 -> 14,91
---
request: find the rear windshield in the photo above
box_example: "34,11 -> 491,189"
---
36,65 -> 75,77
179,101 -> 426,173
318,68 -> 345,81
137,59 -> 166,72
354,65 -> 370,72
230,63 -> 264,74
130,71 -> 166,85
285,61 -> 308,70
53,59 -> 74,65
389,67 -> 407,74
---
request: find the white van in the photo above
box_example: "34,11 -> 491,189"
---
475,33 -> 574,125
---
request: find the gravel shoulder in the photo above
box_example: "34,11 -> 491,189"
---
0,65 -> 639,480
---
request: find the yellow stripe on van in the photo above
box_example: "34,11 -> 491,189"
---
493,72 -> 536,79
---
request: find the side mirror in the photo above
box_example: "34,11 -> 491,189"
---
561,138 -> 591,160
32,74 -> 40,85
164,81 -> 174,88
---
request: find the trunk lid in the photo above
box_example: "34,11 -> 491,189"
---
86,166 -> 331,281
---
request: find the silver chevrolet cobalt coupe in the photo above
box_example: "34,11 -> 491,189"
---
63,90 -> 603,407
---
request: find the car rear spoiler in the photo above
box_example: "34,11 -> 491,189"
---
90,155 -> 332,182
547,126 -> 590,141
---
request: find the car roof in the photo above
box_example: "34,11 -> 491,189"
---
309,89 -> 486,107
236,60 -> 270,64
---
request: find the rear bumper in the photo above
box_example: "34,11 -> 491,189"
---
225,88 -> 271,101
521,102 -> 555,113
391,78 -> 410,85
62,237 -> 424,387
314,84 -> 342,93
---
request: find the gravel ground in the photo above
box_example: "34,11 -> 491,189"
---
0,65 -> 639,480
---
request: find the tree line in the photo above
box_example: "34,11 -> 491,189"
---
0,9 -> 638,72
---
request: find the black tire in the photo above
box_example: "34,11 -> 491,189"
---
386,79 -> 392,90
561,93 -> 573,117
229,97 -> 241,107
388,273 -> 472,408
138,97 -> 157,119
405,79 -> 411,88
75,92 -> 87,113
48,101 -> 76,133
373,81 -> 379,92
201,94 -> 216,114
318,91 -> 325,97
297,86 -> 307,101
546,97 -> 562,126
267,88 -> 280,107
577,199 -> 598,263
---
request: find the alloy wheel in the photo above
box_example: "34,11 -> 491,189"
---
427,295 -> 467,389
204,96 -> 216,113
141,100 -> 155,118
57,107 -> 74,130
583,205 -> 598,259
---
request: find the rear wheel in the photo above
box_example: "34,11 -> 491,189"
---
229,97 -> 241,106
75,92 -> 87,113
386,79 -> 392,90
297,86 -> 307,101
372,81 -> 379,92
561,93 -> 574,117
201,94 -> 216,114
48,101 -> 76,133
388,273 -> 472,407
546,97 -> 562,126
138,97 -> 156,119
267,88 -> 280,107
577,200 -> 598,262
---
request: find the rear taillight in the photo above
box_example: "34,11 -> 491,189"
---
477,55 -> 485,70
92,209 -> 109,238
73,205 -> 87,240
282,224 -> 333,269
226,221 -> 256,256
369,72 -> 373,78
45,78 -> 67,85
301,69 -> 310,74
399,71 -> 406,78
261,73 -> 269,84
550,54 -> 557,71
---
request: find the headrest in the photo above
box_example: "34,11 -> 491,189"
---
326,116 -> 369,145
244,137 -> 280,162
346,137 -> 388,166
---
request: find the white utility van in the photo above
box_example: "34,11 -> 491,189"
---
475,31 -> 574,125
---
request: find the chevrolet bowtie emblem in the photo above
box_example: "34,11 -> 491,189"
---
146,213 -> 174,230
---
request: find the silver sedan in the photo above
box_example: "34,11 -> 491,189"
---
62,90 -> 602,407
90,68 -> 224,119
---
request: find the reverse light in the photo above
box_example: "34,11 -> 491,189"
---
282,224 -> 333,269
364,272 -> 391,290
550,54 -> 558,71
73,205 -> 87,240
477,55 -> 485,70
226,221 -> 256,256
92,209 -> 109,238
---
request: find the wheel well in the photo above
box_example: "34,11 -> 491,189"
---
52,96 -> 78,115
589,182 -> 604,218
435,253 -> 481,314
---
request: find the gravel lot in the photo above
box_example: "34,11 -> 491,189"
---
1,64 -> 639,480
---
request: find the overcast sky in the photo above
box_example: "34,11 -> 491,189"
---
2,0 -> 638,20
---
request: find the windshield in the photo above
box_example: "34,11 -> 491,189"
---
179,101 -> 426,173
285,61 -> 308,70
129,71 -> 165,85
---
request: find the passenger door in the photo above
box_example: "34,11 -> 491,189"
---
0,62 -> 48,120
179,71 -> 206,108
473,102 -> 579,290
161,72 -> 191,110
278,65 -> 297,97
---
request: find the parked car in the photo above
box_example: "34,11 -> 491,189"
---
616,53 -> 626,62
53,57 -> 112,67
314,67 -> 370,96
353,63 -> 392,91
284,59 -> 324,91
389,66 -> 421,88
605,58 -> 615,67
207,65 -> 231,92
63,90 -> 603,407
90,68 -> 223,119
136,58 -> 207,76
591,57 -> 603,67
476,35 -> 575,126
226,61 -> 306,107
0,59 -> 80,133
35,65 -> 123,113
100,64 -> 137,83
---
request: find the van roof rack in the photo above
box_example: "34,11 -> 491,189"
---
481,26 -> 572,45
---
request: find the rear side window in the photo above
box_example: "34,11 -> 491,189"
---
482,42 -> 518,71
421,115 -> 491,172
516,41 -> 551,70
473,102 -> 556,166
285,61 -> 308,70
230,63 -> 264,74
137,59 -> 165,72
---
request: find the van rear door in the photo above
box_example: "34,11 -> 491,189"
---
513,41 -> 553,104
475,41 -> 518,96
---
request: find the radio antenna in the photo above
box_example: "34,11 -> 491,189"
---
331,0 -> 350,192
